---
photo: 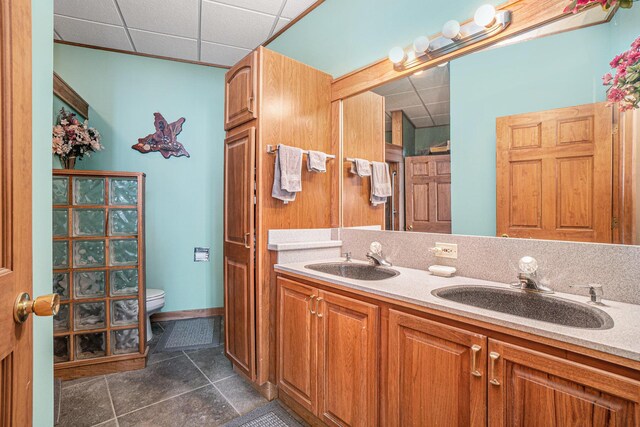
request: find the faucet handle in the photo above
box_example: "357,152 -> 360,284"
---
343,252 -> 352,262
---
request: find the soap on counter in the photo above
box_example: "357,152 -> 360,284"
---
428,265 -> 457,277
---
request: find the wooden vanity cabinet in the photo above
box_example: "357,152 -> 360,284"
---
224,51 -> 257,130
488,339 -> 640,426
387,309 -> 487,427
277,277 -> 379,427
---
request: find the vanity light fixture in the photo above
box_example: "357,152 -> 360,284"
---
442,20 -> 461,40
474,4 -> 497,27
387,6 -> 512,71
388,46 -> 407,64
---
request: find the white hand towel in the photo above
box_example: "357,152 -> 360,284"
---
307,150 -> 327,173
278,144 -> 303,193
370,161 -> 392,206
349,159 -> 371,177
271,151 -> 296,204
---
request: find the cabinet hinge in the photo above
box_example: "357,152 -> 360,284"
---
612,217 -> 619,229
613,124 -> 619,135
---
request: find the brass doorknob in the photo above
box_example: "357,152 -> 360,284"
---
14,293 -> 60,323
408,225 -> 413,231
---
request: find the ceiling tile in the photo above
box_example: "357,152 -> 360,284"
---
129,29 -> 198,61
373,78 -> 413,97
390,105 -> 428,119
433,114 -> 450,126
54,15 -> 133,51
410,67 -> 449,90
118,0 -> 200,39
54,31 -> 61,40
417,86 -> 450,103
201,41 -> 251,66
54,0 -> 122,25
273,17 -> 291,34
201,1 -> 275,49
411,116 -> 436,128
424,101 -> 449,116
213,0 -> 283,15
383,91 -> 421,111
281,0 -> 316,19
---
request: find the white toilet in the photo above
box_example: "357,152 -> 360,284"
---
146,288 -> 166,342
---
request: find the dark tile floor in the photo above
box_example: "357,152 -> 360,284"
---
55,321 -> 269,427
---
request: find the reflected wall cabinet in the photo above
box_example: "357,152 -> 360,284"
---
52,170 -> 147,380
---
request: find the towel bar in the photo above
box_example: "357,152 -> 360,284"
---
345,157 -> 373,164
266,144 -> 336,159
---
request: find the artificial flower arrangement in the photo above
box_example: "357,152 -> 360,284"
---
52,108 -> 103,168
564,0 -> 634,13
603,36 -> 640,111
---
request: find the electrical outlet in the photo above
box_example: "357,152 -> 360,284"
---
433,242 -> 458,259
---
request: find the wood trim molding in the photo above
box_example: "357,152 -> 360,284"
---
53,72 -> 89,119
263,0 -> 325,47
54,40 -> 231,70
330,0 -> 602,101
150,307 -> 224,322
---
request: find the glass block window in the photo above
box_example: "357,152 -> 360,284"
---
54,336 -> 70,363
109,178 -> 137,205
52,177 -> 69,205
53,272 -> 70,300
74,270 -> 106,298
73,177 -> 105,205
53,209 -> 69,237
110,269 -> 139,296
54,304 -> 70,333
111,299 -> 138,327
112,329 -> 139,355
73,209 -> 105,236
75,332 -> 106,360
74,301 -> 106,331
109,239 -> 138,266
53,241 -> 69,269
73,240 -> 105,267
109,209 -> 138,236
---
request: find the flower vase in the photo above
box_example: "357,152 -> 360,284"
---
62,156 -> 77,170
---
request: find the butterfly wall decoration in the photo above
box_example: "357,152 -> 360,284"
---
132,112 -> 190,158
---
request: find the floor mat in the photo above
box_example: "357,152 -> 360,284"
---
223,401 -> 305,427
154,316 -> 222,352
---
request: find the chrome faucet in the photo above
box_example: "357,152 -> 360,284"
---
343,252 -> 352,262
366,251 -> 392,267
570,284 -> 604,305
515,256 -> 553,294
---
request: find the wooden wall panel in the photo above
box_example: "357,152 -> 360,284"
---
256,47 -> 333,384
342,91 -> 385,228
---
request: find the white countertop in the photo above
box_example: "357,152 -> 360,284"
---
275,258 -> 640,363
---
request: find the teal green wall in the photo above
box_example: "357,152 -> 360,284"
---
413,125 -> 450,156
33,0 -> 54,425
402,114 -> 415,157
269,0 -> 501,76
610,3 -> 640,54
53,44 -> 227,312
449,23 -> 616,236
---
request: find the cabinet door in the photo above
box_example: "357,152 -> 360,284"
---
317,290 -> 379,427
277,277 -> 318,412
488,340 -> 640,427
224,51 -> 257,130
387,309 -> 487,427
224,128 -> 256,379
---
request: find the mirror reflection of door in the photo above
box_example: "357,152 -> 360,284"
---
377,66 -> 452,233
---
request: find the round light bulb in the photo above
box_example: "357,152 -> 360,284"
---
406,50 -> 416,62
388,46 -> 406,64
413,36 -> 430,53
474,4 -> 496,27
442,20 -> 461,40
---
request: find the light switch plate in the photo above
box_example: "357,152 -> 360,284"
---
434,242 -> 458,259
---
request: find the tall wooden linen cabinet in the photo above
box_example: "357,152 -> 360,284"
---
223,47 -> 334,389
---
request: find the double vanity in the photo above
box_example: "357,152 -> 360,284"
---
273,242 -> 640,426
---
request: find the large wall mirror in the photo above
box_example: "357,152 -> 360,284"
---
340,6 -> 640,245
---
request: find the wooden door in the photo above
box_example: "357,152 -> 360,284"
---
316,290 -> 379,427
223,127 -> 256,380
0,0 -> 34,423
387,310 -> 487,427
496,102 -> 613,242
488,340 -> 640,426
405,155 -> 451,233
385,162 -> 400,231
224,52 -> 257,130
276,277 -> 318,412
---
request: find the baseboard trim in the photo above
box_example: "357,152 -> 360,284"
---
151,307 -> 224,322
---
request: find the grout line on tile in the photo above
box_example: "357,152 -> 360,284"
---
212,381 -> 242,417
104,377 -> 120,426
146,352 -> 183,365
116,384 -> 211,419
56,379 -> 62,424
61,374 -> 105,390
91,418 -> 118,427
211,373 -> 237,384
182,350 -> 214,384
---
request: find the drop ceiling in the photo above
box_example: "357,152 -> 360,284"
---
373,65 -> 450,129
53,0 -> 318,67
